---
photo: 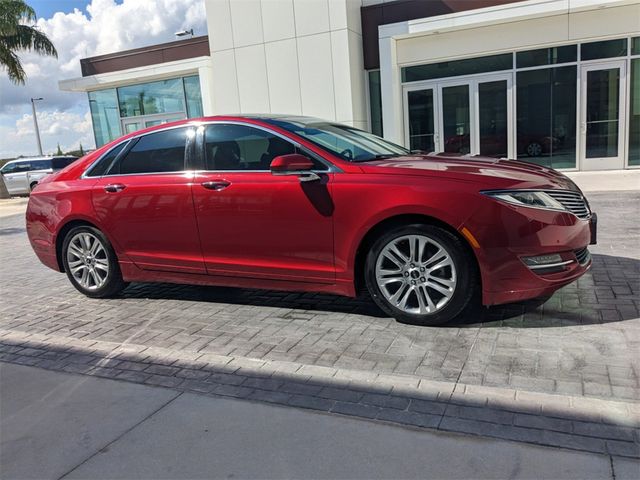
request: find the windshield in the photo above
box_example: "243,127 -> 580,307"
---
266,119 -> 409,162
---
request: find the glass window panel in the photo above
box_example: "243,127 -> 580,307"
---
88,89 -> 121,147
581,39 -> 627,61
118,78 -> 185,118
478,80 -> 508,158
629,59 -> 640,166
516,66 -> 577,169
632,37 -> 640,56
516,45 -> 577,68
204,124 -> 301,171
402,54 -> 512,83
109,128 -> 188,175
86,142 -> 127,177
184,75 -> 203,118
407,89 -> 435,152
368,70 -> 383,137
442,85 -> 471,154
585,68 -> 620,158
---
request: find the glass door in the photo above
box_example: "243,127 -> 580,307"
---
405,87 -> 437,153
580,61 -> 626,170
403,73 -> 513,158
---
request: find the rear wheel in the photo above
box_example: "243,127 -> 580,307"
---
62,226 -> 126,298
29,181 -> 38,191
364,224 -> 478,326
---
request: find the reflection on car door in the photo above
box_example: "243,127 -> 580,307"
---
191,123 -> 335,283
91,127 -> 206,274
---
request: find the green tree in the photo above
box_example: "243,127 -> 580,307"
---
56,142 -> 62,155
0,0 -> 57,84
79,143 -> 84,156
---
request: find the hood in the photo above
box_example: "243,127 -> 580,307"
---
358,153 -> 579,191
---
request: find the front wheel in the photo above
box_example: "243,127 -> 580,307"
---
364,224 -> 478,326
62,226 -> 126,298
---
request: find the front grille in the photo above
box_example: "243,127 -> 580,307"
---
574,247 -> 591,265
546,191 -> 591,219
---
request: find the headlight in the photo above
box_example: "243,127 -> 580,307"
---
482,190 -> 566,211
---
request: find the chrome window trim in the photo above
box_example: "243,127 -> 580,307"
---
81,120 -> 342,178
197,120 -> 341,173
81,123 -> 197,179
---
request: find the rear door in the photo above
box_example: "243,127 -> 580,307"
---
91,126 -> 205,274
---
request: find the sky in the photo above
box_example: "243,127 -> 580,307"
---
0,0 -> 207,159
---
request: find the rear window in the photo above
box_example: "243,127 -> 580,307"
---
107,128 -> 188,175
52,157 -> 77,170
85,143 -> 127,177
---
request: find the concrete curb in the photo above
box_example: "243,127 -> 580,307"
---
1,329 -> 638,459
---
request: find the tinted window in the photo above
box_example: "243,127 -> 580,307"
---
86,142 -> 127,177
31,159 -> 52,170
516,45 -> 576,68
51,157 -> 77,170
581,39 -> 627,61
204,124 -> 300,171
109,128 -> 188,175
14,162 -> 32,172
1,162 -> 18,173
402,53 -> 512,83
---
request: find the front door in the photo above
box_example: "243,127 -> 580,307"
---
91,126 -> 205,274
404,73 -> 514,158
580,61 -> 627,170
192,123 -> 335,283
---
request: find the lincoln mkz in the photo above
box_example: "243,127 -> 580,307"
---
26,116 -> 597,325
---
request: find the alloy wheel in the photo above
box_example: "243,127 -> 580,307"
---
66,232 -> 110,290
375,234 -> 457,315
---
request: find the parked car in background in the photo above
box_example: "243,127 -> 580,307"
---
0,156 -> 78,195
26,116 -> 596,326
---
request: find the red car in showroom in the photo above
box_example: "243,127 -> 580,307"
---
26,116 -> 596,326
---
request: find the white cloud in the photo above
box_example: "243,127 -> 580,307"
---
0,0 -> 206,157
1,109 -> 94,157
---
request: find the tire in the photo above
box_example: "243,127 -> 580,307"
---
527,142 -> 542,157
61,225 -> 126,298
364,224 -> 478,326
29,182 -> 38,191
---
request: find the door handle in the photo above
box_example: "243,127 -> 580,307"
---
201,180 -> 231,191
104,183 -> 126,193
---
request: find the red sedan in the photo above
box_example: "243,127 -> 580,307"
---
26,116 -> 596,326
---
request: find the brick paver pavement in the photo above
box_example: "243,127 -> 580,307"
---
1,191 -> 638,457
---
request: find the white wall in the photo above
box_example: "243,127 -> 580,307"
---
204,0 -> 367,128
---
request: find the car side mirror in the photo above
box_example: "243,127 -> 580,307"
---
270,154 -> 320,182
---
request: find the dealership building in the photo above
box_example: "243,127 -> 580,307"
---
59,0 -> 640,172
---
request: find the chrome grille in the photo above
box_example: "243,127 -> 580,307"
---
546,191 -> 590,219
574,247 -> 591,265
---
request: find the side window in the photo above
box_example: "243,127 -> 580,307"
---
15,162 -> 31,172
203,124 -> 327,171
108,128 -> 188,175
32,160 -> 51,170
1,163 -> 17,174
86,142 -> 127,177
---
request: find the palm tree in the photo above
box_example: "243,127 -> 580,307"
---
0,0 -> 57,84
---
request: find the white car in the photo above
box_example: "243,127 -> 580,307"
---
0,156 -> 78,195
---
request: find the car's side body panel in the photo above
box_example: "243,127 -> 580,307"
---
91,172 -> 205,274
192,171 -> 335,283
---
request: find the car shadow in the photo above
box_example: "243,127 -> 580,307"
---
118,253 -> 638,327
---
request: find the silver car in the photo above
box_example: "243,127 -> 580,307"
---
0,156 -> 77,195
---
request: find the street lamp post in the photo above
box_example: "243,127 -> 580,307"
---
174,29 -> 194,39
30,97 -> 43,156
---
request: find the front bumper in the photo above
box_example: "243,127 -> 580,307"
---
465,199 -> 594,306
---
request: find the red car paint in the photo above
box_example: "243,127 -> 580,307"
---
26,116 -> 593,307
